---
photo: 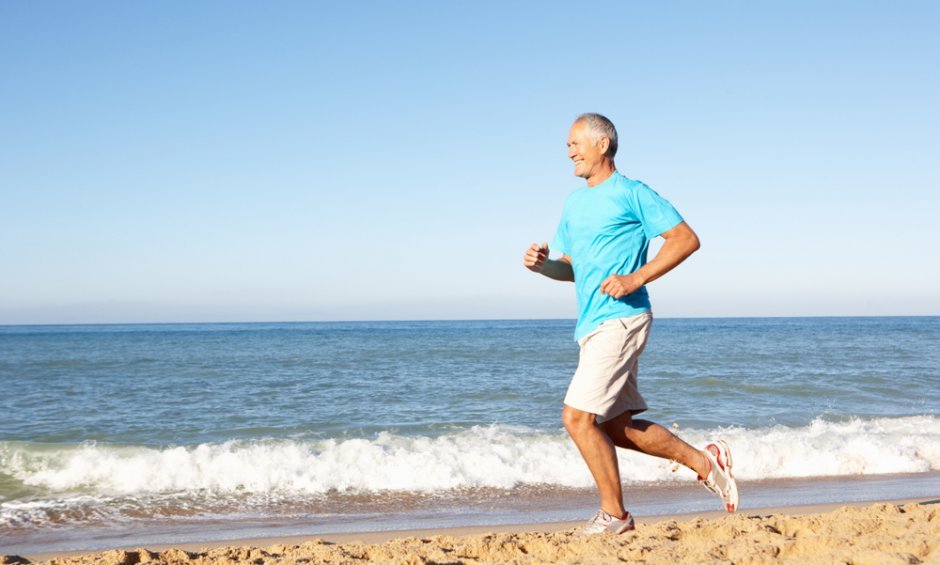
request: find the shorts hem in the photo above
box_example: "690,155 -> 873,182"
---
562,400 -> 649,423
596,405 -> 648,424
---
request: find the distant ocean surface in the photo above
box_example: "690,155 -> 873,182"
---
1,316 -> 939,553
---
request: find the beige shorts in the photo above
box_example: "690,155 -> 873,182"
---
563,311 -> 653,423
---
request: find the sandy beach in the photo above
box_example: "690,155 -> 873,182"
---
6,499 -> 937,564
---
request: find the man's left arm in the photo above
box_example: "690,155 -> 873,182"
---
600,221 -> 700,299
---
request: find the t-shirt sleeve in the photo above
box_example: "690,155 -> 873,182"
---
551,211 -> 569,256
629,182 -> 684,239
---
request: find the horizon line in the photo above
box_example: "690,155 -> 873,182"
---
1,313 -> 938,328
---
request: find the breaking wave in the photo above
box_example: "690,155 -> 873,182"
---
2,415 -> 938,527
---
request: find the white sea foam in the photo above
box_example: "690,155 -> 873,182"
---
2,416 -> 938,501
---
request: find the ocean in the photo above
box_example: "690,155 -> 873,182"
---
1,316 -> 938,554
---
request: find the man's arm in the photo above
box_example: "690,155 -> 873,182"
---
599,221 -> 700,299
523,242 -> 575,282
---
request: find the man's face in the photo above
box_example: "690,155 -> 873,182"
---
567,121 -> 607,179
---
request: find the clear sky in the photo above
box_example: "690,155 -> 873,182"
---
2,1 -> 938,324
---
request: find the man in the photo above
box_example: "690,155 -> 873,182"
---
523,113 -> 738,536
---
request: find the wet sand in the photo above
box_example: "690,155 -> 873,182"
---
6,498 -> 938,564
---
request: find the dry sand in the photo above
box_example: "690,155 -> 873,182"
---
4,500 -> 939,564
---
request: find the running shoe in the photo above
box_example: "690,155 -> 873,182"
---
576,510 -> 636,536
699,439 -> 739,512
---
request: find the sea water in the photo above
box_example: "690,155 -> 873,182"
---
1,317 -> 938,553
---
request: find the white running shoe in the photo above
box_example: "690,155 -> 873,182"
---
576,509 -> 636,536
699,439 -> 739,512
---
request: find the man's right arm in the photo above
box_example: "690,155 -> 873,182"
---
523,243 -> 575,282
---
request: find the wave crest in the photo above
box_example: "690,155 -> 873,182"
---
2,415 -> 938,498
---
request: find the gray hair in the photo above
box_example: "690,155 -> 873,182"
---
575,113 -> 618,158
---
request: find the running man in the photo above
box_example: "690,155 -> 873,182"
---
523,113 -> 738,535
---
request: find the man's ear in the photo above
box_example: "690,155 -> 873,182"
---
598,136 -> 610,155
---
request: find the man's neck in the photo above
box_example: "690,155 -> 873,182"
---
585,163 -> 616,187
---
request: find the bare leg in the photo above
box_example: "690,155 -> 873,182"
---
562,404 -> 626,517
600,411 -> 711,478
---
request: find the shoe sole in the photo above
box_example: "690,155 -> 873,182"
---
713,439 -> 739,512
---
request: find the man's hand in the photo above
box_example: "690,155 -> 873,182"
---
523,242 -> 549,273
600,273 -> 645,299
523,243 -> 575,281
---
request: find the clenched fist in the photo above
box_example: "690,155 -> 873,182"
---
600,273 -> 645,299
523,242 -> 549,273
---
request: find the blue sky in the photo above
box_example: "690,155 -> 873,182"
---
2,1 -> 938,324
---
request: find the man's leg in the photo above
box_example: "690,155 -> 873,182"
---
600,411 -> 710,479
562,404 -> 626,518
601,410 -> 740,512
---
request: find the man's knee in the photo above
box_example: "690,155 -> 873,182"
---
562,404 -> 596,435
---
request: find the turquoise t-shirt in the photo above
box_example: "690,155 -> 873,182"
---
552,171 -> 683,341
